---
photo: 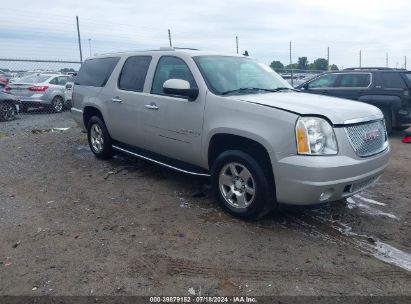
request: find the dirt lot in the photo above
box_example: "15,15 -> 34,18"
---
0,112 -> 410,296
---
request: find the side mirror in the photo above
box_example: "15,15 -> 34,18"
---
302,83 -> 309,90
163,79 -> 199,101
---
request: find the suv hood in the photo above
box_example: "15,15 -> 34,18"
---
233,92 -> 382,125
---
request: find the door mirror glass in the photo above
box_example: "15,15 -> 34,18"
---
163,79 -> 199,100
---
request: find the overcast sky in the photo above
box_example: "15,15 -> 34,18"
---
1,0 -> 410,69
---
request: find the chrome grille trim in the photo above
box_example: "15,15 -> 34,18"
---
345,119 -> 388,157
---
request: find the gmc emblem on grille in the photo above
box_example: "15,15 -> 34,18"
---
363,130 -> 380,142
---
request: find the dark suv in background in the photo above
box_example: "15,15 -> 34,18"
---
297,68 -> 411,132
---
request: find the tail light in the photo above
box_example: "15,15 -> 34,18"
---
28,86 -> 49,92
5,85 -> 11,91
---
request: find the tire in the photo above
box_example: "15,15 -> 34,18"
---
0,102 -> 16,121
211,150 -> 275,220
87,116 -> 113,159
382,108 -> 393,134
51,96 -> 64,113
394,125 -> 410,132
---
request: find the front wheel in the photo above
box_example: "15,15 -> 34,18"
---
211,150 -> 275,220
0,102 -> 16,121
87,116 -> 113,159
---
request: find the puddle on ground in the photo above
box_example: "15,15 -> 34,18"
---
294,203 -> 411,273
353,194 -> 387,206
346,197 -> 399,220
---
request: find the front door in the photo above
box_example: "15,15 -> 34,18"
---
140,56 -> 205,166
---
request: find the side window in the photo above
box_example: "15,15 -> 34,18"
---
57,76 -> 69,86
308,74 -> 338,89
118,56 -> 152,92
381,72 -> 406,89
75,57 -> 120,87
151,56 -> 197,96
337,73 -> 371,88
49,77 -> 58,85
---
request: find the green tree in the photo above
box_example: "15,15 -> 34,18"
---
311,58 -> 328,71
329,64 -> 339,71
297,57 -> 308,70
285,63 -> 299,69
242,50 -> 249,56
270,61 -> 284,70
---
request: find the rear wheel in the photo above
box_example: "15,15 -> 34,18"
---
51,96 -> 64,113
211,150 -> 275,220
0,102 -> 16,121
87,116 -> 113,159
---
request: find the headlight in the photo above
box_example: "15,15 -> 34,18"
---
295,117 -> 338,155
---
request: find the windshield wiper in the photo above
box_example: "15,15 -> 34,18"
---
221,87 -> 278,95
221,87 -> 297,95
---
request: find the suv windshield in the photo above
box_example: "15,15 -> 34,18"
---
194,56 -> 291,95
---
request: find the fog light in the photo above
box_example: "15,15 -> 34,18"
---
319,189 -> 333,201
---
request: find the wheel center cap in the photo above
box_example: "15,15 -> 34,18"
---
234,180 -> 243,189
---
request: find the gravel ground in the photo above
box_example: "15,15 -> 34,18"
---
0,112 -> 410,296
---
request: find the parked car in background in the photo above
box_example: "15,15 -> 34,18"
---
296,68 -> 411,132
5,73 -> 70,113
0,91 -> 20,121
64,74 -> 76,109
71,48 -> 389,219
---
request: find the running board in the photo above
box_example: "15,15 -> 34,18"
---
112,144 -> 211,177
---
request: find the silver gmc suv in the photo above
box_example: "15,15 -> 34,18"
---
71,48 -> 390,219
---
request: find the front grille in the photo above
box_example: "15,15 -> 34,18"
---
345,119 -> 388,157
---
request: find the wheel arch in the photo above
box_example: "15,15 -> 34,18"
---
207,132 -> 275,182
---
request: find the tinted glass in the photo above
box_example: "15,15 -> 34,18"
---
152,56 -> 196,95
338,73 -> 370,88
381,72 -> 406,88
49,77 -> 58,85
75,57 -> 120,87
118,56 -> 151,92
404,73 -> 411,85
17,74 -> 50,84
194,56 -> 290,95
307,74 -> 338,88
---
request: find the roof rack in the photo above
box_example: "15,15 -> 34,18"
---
343,67 -> 406,71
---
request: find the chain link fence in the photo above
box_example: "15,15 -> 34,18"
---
0,59 -> 81,119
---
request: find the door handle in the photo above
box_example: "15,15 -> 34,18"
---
145,104 -> 159,110
111,97 -> 122,103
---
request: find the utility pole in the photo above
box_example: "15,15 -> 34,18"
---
359,50 -> 362,68
289,41 -> 293,87
386,53 -> 389,68
76,16 -> 83,63
327,46 -> 330,70
236,36 -> 239,54
168,29 -> 172,47
88,38 -> 92,57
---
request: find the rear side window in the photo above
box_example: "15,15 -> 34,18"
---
337,73 -> 371,88
75,57 -> 120,87
118,56 -> 152,92
404,73 -> 411,85
381,72 -> 406,89
307,74 -> 338,88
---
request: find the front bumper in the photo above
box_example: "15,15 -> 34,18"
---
274,148 -> 390,205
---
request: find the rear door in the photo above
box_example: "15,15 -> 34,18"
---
330,72 -> 372,100
105,55 -> 152,147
